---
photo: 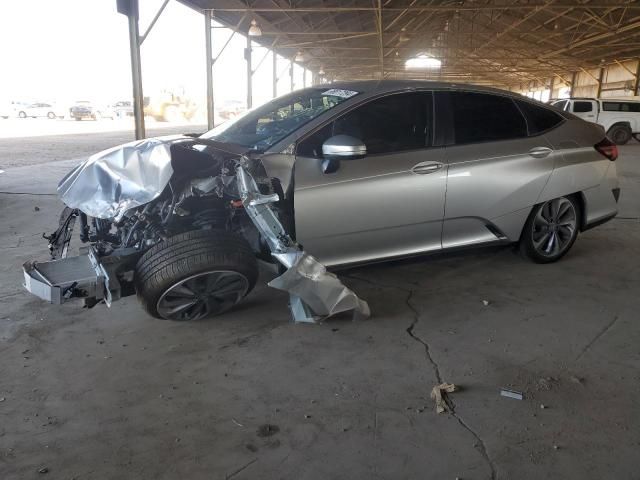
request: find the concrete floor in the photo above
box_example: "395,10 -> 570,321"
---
0,137 -> 639,479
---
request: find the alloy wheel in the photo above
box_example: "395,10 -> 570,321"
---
156,270 -> 249,321
531,198 -> 577,257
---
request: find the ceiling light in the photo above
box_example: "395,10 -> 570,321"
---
318,66 -> 325,76
399,28 -> 410,43
294,50 -> 306,62
248,19 -> 262,37
405,54 -> 441,70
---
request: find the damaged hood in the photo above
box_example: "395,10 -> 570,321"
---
57,135 -> 253,221
58,135 -> 187,221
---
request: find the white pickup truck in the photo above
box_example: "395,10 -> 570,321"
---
550,97 -> 640,144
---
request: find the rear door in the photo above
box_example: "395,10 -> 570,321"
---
570,99 -> 598,122
437,91 -> 563,246
293,91 -> 447,267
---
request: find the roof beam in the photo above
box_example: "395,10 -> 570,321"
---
205,5 -> 640,13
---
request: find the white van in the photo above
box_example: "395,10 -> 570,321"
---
550,97 -> 640,144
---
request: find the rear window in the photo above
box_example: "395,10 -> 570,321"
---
516,100 -> 564,134
573,101 -> 593,113
449,92 -> 527,144
602,101 -> 640,112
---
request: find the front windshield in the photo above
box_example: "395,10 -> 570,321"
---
201,88 -> 360,151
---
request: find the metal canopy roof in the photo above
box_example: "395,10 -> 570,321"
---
180,0 -> 640,88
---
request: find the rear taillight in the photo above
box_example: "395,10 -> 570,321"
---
594,137 -> 618,161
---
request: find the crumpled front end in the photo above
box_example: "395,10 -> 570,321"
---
23,136 -> 370,324
58,135 -> 186,222
235,163 -> 370,323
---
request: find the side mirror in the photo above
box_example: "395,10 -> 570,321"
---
321,135 -> 366,173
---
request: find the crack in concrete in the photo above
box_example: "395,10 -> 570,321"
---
225,458 -> 257,480
344,272 -> 497,479
575,315 -> 619,361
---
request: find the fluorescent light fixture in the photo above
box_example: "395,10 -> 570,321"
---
294,50 -> 306,62
318,66 -> 325,76
248,19 -> 262,37
405,54 -> 441,69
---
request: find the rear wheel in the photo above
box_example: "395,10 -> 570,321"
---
608,124 -> 632,145
135,230 -> 258,321
520,196 -> 580,264
18,111 -> 26,118
47,112 -> 56,119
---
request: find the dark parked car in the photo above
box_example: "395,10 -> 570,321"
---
70,101 -> 115,121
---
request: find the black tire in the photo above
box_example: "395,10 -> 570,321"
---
47,112 -> 56,119
519,195 -> 581,264
18,111 -> 26,118
134,229 -> 258,320
74,117 -> 82,121
607,124 -> 632,145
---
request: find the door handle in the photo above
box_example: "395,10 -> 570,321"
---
412,162 -> 443,174
528,147 -> 553,159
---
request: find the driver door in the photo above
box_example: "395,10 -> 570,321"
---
293,91 -> 447,267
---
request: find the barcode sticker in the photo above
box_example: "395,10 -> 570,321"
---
322,89 -> 359,99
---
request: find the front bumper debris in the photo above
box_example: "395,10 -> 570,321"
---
23,248 -> 112,306
236,162 -> 370,323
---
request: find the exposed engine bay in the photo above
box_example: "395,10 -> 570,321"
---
23,135 -> 369,323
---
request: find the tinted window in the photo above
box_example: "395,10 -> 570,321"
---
449,92 -> 527,144
573,101 -> 593,113
603,101 -> 640,112
297,92 -> 431,157
516,100 -> 563,134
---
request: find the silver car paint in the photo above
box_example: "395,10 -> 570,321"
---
441,134 -> 558,246
539,119 -> 618,225
294,147 -> 447,267
259,81 -> 618,267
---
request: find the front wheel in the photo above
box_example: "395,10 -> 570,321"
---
134,230 -> 259,321
519,196 -> 580,264
47,112 -> 56,119
18,111 -> 26,118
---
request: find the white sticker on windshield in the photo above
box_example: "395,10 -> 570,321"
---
322,89 -> 359,99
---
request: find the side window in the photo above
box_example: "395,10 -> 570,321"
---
516,100 -> 564,135
573,101 -> 593,113
603,102 -> 621,111
552,100 -> 567,111
449,92 -> 527,144
297,92 -> 431,157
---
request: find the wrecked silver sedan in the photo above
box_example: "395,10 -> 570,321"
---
23,80 -> 620,322
24,86 -> 371,323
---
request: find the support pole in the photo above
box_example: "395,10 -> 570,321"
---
596,67 -> 605,98
569,71 -> 577,97
634,59 -> 640,95
290,60 -> 294,92
246,35 -> 253,109
126,0 -> 145,139
549,76 -> 555,100
205,10 -> 214,130
272,49 -> 278,98
303,68 -> 307,88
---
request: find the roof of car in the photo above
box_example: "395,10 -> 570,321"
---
315,79 -> 519,97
